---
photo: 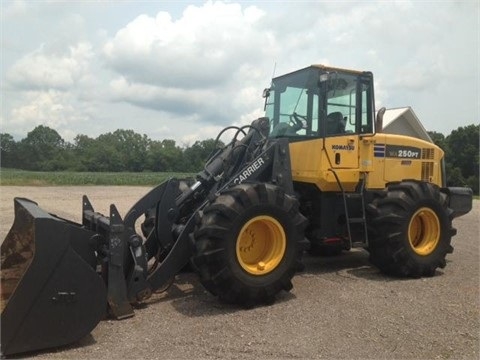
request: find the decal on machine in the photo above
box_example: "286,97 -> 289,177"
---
233,157 -> 266,184
386,145 -> 421,159
374,144 -> 421,159
331,144 -> 355,151
374,144 -> 386,157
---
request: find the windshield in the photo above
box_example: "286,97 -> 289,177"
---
266,67 -> 319,137
266,67 -> 373,138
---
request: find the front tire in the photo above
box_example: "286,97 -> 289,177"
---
367,180 -> 455,277
192,183 -> 308,306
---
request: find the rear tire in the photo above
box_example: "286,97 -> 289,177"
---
367,180 -> 455,277
192,183 -> 308,306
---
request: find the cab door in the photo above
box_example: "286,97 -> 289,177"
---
325,134 -> 359,169
322,72 -> 374,171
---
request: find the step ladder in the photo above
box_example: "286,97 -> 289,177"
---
329,170 -> 369,249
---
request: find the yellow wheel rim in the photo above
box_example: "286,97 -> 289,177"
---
236,215 -> 286,275
408,207 -> 440,256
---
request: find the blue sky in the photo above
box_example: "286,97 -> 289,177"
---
1,0 -> 478,145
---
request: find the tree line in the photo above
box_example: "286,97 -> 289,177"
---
0,124 -> 478,194
428,124 -> 479,194
0,126 -> 220,173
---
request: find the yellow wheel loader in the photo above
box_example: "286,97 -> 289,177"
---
1,65 -> 473,355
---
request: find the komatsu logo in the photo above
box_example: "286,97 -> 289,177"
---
332,144 -> 355,151
233,157 -> 265,184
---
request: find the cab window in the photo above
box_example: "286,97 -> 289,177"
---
325,73 -> 373,136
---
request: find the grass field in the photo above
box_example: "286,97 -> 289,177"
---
0,169 -> 194,186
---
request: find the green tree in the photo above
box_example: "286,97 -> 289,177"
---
64,134 -> 98,171
0,133 -> 18,168
78,130 -> 150,172
75,134 -> 123,172
111,129 -> 149,172
147,139 -> 183,172
18,125 -> 66,170
445,163 -> 465,187
427,131 -> 446,151
446,124 -> 479,179
182,139 -> 220,172
100,130 -> 149,171
445,124 -> 479,194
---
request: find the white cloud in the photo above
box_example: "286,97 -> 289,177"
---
179,124 -> 224,146
102,1 -> 274,129
103,1 -> 268,89
7,42 -> 94,91
393,59 -> 446,92
109,76 -> 215,115
3,0 -> 28,17
5,90 -> 92,140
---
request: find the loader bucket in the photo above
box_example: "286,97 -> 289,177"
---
1,198 -> 107,356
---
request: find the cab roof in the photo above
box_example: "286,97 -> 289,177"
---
310,64 -> 367,75
273,64 -> 370,80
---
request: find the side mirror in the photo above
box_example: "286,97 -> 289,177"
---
262,88 -> 271,111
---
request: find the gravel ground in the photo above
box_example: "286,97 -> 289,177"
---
1,186 -> 479,359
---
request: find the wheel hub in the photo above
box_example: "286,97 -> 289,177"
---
236,215 -> 286,275
408,207 -> 440,256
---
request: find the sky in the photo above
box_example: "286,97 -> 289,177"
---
1,0 -> 479,146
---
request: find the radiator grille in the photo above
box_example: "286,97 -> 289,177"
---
421,162 -> 434,182
421,148 -> 434,160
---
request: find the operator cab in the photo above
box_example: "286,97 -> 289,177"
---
265,65 -> 376,139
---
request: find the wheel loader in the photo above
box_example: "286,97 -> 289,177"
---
1,64 -> 473,356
